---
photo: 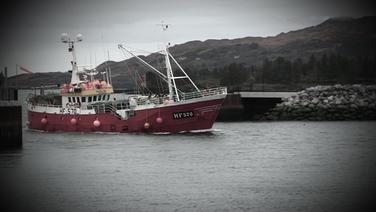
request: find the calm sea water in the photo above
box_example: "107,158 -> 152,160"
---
1,122 -> 376,212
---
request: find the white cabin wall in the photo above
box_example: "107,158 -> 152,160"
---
110,93 -> 131,101
62,96 -> 69,107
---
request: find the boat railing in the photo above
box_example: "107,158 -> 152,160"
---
131,87 -> 227,106
135,96 -> 163,106
90,102 -> 129,113
114,101 -> 129,110
28,102 -> 63,109
180,87 -> 227,101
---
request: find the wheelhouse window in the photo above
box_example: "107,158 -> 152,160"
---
88,96 -> 92,102
82,97 -> 86,102
72,97 -> 76,103
68,97 -> 71,102
93,96 -> 97,101
77,97 -> 80,103
107,95 -> 110,101
98,95 -> 102,101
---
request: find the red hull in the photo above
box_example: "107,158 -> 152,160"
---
28,98 -> 224,133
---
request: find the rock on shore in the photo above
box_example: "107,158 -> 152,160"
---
264,84 -> 376,120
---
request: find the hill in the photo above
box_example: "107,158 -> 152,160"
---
5,16 -> 376,91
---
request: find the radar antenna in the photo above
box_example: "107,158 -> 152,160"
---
60,33 -> 83,84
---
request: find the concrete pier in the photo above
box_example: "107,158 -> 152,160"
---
217,94 -> 244,121
0,101 -> 22,149
217,92 -> 297,121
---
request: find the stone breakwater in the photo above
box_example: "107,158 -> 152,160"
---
264,84 -> 376,120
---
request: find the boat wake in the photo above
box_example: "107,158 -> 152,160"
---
153,128 -> 221,136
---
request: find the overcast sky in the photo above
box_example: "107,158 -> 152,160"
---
0,0 -> 374,76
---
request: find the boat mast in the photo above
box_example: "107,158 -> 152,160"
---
61,33 -> 83,84
107,50 -> 112,85
165,46 -> 178,101
118,22 -> 200,101
159,22 -> 179,101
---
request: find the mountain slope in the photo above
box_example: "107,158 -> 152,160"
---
6,16 -> 376,89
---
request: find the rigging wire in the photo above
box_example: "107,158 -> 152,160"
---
118,44 -> 186,96
120,49 -> 155,95
120,44 -> 163,55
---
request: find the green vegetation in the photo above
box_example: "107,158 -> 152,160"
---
257,54 -> 376,84
178,53 -> 376,92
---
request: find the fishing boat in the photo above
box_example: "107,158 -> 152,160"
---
27,33 -> 227,133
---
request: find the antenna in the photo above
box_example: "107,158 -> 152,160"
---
101,71 -> 106,81
60,33 -> 83,84
157,21 -> 170,31
107,50 -> 112,85
156,21 -> 175,100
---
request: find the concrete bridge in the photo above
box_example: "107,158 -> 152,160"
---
217,92 -> 297,121
237,91 -> 297,99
